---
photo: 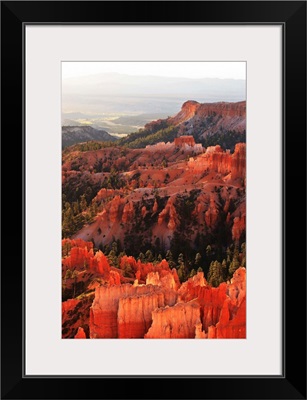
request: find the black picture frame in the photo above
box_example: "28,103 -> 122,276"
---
1,1 -> 306,399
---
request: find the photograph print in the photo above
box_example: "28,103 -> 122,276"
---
61,61 -> 246,339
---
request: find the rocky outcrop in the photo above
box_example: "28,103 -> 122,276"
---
208,268 -> 246,338
120,255 -> 138,274
205,194 -> 220,228
62,294 -> 94,339
122,201 -> 135,223
196,101 -> 246,118
62,239 -> 113,280
74,327 -> 86,338
169,100 -> 200,125
144,100 -> 245,135
89,250 -> 111,276
192,268 -> 246,338
62,239 -> 94,271
152,199 -> 159,213
89,265 -> 181,338
232,214 -> 246,242
94,188 -> 123,203
62,298 -> 80,315
145,300 -> 201,338
187,143 -> 245,181
90,284 -> 130,338
90,284 -> 165,338
168,100 -> 246,135
141,205 -> 147,217
195,320 -> 207,338
231,143 -> 246,180
146,270 -> 180,291
62,238 -> 93,254
158,197 -> 179,231
214,297 -> 246,338
179,268 -> 246,338
145,270 -> 179,305
178,271 -> 207,299
109,269 -> 122,285
135,259 -> 172,283
117,289 -> 164,338
179,273 -> 227,332
145,271 -> 160,286
108,195 -> 123,223
174,136 -> 196,147
198,284 -> 228,332
230,267 -> 246,302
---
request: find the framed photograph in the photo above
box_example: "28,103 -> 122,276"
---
1,1 -> 306,399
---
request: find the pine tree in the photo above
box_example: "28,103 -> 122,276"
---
111,241 -> 118,255
89,201 -> 98,218
138,252 -> 145,262
229,256 -> 240,277
189,269 -> 197,278
145,250 -> 153,262
107,250 -> 118,267
195,253 -> 202,268
176,253 -> 187,282
177,265 -> 186,283
73,201 -> 80,215
165,250 -> 172,261
62,241 -> 71,257
165,250 -> 176,269
207,261 -> 224,287
233,244 -> 239,259
177,253 -> 184,268
206,245 -> 212,258
226,246 -> 232,265
64,269 -> 72,280
80,194 -> 87,211
62,203 -> 74,237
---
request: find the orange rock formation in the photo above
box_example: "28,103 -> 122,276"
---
174,136 -> 196,147
74,327 -> 86,338
62,240 -> 246,339
145,300 -> 201,338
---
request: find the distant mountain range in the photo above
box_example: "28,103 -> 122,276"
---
62,126 -> 116,148
62,73 -> 245,115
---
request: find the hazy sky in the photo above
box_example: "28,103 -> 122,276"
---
62,62 -> 246,80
